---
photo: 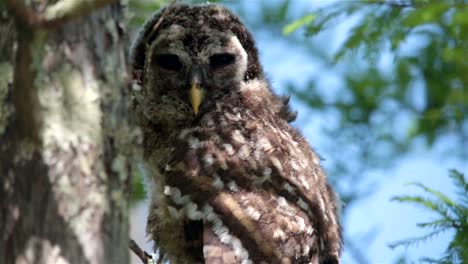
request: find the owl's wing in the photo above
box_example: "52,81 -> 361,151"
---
203,222 -> 240,264
165,165 -> 321,264
163,122 -> 341,263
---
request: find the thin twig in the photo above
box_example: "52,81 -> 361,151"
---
129,239 -> 151,264
374,0 -> 415,8
151,0 -> 177,34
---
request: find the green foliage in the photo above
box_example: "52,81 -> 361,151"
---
283,14 -> 315,36
284,0 -> 468,157
390,170 -> 468,264
131,167 -> 147,204
127,0 -> 168,28
127,0 -> 221,28
280,2 -> 468,262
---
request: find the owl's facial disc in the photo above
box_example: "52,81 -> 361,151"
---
190,52 -> 238,114
144,24 -> 248,124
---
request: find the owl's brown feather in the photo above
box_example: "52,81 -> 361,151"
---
203,223 -> 239,264
131,3 -> 342,264
160,79 -> 340,263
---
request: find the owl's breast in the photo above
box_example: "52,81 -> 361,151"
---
169,105 -> 322,194
161,106 -> 329,263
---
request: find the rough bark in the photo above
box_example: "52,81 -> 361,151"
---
0,1 -> 137,263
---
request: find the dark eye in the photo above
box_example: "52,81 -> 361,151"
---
210,53 -> 236,68
154,54 -> 183,71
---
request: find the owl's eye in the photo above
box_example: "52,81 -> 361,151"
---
210,53 -> 235,68
154,54 -> 183,71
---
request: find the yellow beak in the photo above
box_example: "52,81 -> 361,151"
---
190,82 -> 204,115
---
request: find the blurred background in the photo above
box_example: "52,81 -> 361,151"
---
126,1 -> 468,263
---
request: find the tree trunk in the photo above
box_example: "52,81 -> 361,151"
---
0,1 -> 136,263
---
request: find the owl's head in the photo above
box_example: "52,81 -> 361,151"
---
131,4 -> 263,126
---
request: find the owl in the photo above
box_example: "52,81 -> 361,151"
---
130,4 -> 342,264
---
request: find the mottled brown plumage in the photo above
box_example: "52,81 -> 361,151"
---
130,4 -> 341,264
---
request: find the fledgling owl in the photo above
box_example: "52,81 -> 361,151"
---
130,4 -> 342,264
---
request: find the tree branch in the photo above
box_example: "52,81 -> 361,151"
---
129,239 -> 152,264
5,0 -> 116,28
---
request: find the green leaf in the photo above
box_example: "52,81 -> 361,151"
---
407,182 -> 457,208
449,170 -> 467,193
388,229 -> 447,249
283,14 -> 315,35
452,9 -> 468,25
416,218 -> 455,230
402,3 -> 451,27
391,195 -> 452,219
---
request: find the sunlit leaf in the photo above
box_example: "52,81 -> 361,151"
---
402,3 -> 451,27
283,14 -> 315,35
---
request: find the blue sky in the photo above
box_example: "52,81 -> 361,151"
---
130,1 -> 466,263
